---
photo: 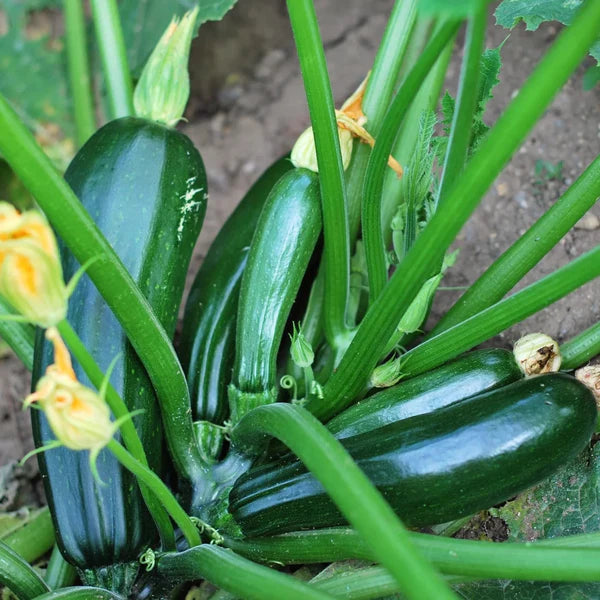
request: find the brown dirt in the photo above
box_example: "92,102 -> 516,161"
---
0,0 -> 598,481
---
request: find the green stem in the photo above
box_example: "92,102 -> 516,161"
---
0,94 -> 204,485
346,0 -> 418,243
0,541 -> 50,599
301,266 -> 325,349
436,5 -> 488,204
106,440 -> 201,548
308,0 -> 600,421
562,320 -> 600,369
434,154 -> 600,334
396,17 -> 435,81
228,528 -> 600,581
209,592 -> 236,600
364,0 -> 418,125
536,532 -> 600,548
44,545 -> 77,590
0,296 -> 34,370
232,404 -> 457,600
32,588 -> 124,600
286,0 -> 350,346
381,24 -> 454,242
312,566 -> 470,600
64,0 -> 96,146
2,508 -> 54,563
56,320 -> 175,549
157,545 -> 335,600
397,245 -> 600,377
362,20 -> 461,302
89,0 -> 133,120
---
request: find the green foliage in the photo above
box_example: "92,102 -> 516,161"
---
395,250 -> 458,336
583,65 -> 600,90
435,45 -> 503,163
495,0 -> 600,61
454,445 -> 600,599
120,0 -> 239,76
476,45 -> 503,127
0,512 -> 32,541
392,110 -> 437,262
534,159 -> 565,185
498,445 -> 600,542
0,0 -> 75,168
0,0 -> 239,167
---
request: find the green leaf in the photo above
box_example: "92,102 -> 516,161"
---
583,65 -> 600,90
495,0 -> 600,61
396,250 -> 458,335
119,0 -> 239,75
0,508 -> 45,541
392,110 -> 437,260
435,45 -> 503,162
194,0 -> 240,23
454,445 -> 600,599
0,0 -> 240,166
0,0 -> 75,168
498,445 -> 600,542
534,159 -> 565,184
477,46 -> 503,115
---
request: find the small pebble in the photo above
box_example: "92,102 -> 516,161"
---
574,212 -> 600,231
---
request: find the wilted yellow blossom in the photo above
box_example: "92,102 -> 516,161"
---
290,74 -> 403,177
513,332 -> 561,377
25,328 -> 114,454
0,202 -> 67,327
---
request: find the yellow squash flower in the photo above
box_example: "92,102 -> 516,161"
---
0,201 -> 67,327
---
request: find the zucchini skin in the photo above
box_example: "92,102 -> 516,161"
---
228,168 -> 322,422
32,117 -> 207,570
327,349 -> 522,439
180,157 -> 292,423
229,374 -> 597,536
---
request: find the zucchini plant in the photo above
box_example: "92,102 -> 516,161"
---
0,0 -> 599,599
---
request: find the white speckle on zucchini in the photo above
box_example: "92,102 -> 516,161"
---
177,176 -> 207,241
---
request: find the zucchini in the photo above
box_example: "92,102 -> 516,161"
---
327,349 -> 522,439
31,117 -> 206,581
229,374 -> 597,536
228,168 -> 322,424
180,157 -> 292,426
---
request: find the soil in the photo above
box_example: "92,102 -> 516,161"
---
0,0 -> 598,496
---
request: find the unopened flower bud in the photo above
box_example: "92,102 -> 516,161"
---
290,324 -> 314,368
513,333 -> 561,377
134,7 -> 199,127
371,356 -> 403,388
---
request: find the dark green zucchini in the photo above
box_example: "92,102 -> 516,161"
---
327,349 -> 522,439
229,374 -> 597,536
180,157 -> 292,425
32,117 -> 206,579
228,168 -> 322,424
